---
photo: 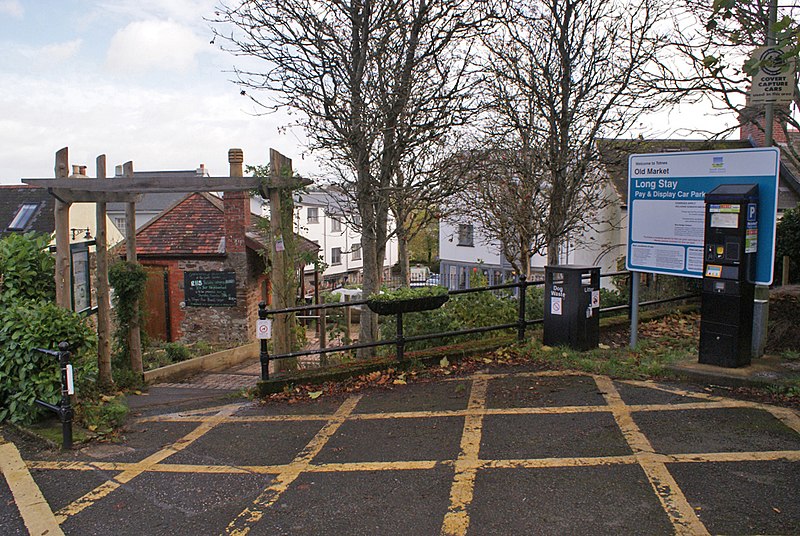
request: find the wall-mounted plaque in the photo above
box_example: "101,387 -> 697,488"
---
184,271 -> 237,307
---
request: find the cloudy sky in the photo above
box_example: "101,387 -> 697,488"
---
0,0 -> 736,184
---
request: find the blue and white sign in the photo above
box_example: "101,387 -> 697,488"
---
626,147 -> 780,284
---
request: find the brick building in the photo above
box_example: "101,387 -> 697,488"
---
128,190 -> 317,344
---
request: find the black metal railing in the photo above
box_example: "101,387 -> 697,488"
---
33,342 -> 74,450
259,271 -> 699,380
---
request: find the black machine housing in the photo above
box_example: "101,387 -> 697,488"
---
699,184 -> 758,367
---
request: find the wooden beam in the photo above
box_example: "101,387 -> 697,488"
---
95,155 -> 113,387
123,161 -> 144,378
23,175 -> 311,195
47,189 -> 143,204
54,148 -> 71,308
269,149 -> 293,362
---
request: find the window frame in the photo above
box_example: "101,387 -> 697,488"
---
7,203 -> 39,231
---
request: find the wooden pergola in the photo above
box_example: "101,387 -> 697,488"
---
23,147 -> 310,384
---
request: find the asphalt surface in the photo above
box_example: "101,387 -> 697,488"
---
1,369 -> 799,535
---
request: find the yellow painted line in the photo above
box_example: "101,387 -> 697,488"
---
308,460 -> 445,472
138,413 -> 331,424
666,450 -> 800,464
484,454 -> 640,469
137,402 -> 247,420
441,377 -> 488,536
761,405 -> 800,435
618,380 -> 726,402
224,394 -> 362,536
55,403 -> 240,523
594,375 -> 710,536
628,400 -> 747,413
0,440 -> 65,536
27,460 -> 132,472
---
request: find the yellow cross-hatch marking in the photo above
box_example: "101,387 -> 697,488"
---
7,370 -> 800,535
223,394 -> 362,536
0,438 -> 64,536
54,402 -> 244,523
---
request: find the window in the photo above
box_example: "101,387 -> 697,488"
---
7,203 -> 39,231
331,217 -> 342,232
351,243 -> 361,260
307,207 -> 319,223
353,214 -> 362,226
113,217 -> 126,231
331,247 -> 342,265
457,224 -> 474,247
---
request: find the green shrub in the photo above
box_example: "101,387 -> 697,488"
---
108,260 -> 147,375
164,342 -> 191,362
776,206 -> 800,284
0,232 -> 55,303
0,300 -> 97,424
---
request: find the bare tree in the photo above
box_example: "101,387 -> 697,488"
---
452,149 -> 549,276
665,0 -> 800,153
212,0 -> 488,351
476,0 -> 677,264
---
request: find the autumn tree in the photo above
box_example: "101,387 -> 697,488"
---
665,0 -> 800,149
212,0 -> 489,350
474,0 -> 677,264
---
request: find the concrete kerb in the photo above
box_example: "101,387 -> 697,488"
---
143,342 -> 260,385
256,338 -> 512,396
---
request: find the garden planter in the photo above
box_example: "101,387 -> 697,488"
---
367,295 -> 449,315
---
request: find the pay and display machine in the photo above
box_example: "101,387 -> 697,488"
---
699,184 -> 758,367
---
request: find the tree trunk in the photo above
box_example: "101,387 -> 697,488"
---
397,227 -> 411,287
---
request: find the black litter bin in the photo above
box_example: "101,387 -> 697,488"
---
543,265 -> 600,351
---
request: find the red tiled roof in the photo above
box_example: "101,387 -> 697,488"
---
136,193 -> 226,256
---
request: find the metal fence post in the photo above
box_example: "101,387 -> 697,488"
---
396,312 -> 405,362
517,275 -> 527,342
258,301 -> 270,381
57,342 -> 73,450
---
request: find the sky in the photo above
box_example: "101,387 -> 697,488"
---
0,0 -> 738,185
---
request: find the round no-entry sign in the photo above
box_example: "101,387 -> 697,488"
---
257,319 -> 272,340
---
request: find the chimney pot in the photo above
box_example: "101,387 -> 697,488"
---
228,148 -> 244,164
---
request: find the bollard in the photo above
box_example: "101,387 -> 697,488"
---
517,275 -> 527,342
34,342 -> 73,450
258,301 -> 270,381
396,312 -> 405,362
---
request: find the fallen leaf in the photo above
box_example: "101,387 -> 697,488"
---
541,345 -> 553,352
440,357 -> 449,367
88,425 -> 97,432
598,343 -> 610,350
562,352 -> 568,357
308,391 -> 322,399
483,358 -> 493,364
393,379 -> 407,385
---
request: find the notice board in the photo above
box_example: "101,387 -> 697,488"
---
184,271 -> 237,307
626,147 -> 779,284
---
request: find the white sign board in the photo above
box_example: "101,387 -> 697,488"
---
256,319 -> 272,340
626,148 -> 780,284
749,46 -> 796,105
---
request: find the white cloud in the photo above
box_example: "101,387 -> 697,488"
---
0,0 -> 23,18
106,19 -> 205,74
1,39 -> 83,71
0,71 -> 316,183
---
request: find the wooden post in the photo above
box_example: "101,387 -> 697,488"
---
95,155 -> 113,386
123,161 -> 143,377
783,255 -> 790,286
269,149 -> 293,360
54,148 -> 71,308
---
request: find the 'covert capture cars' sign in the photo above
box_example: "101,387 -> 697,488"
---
626,148 -> 780,284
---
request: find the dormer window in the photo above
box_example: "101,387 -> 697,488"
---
7,203 -> 39,231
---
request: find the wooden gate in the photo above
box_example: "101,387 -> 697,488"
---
143,266 -> 170,342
